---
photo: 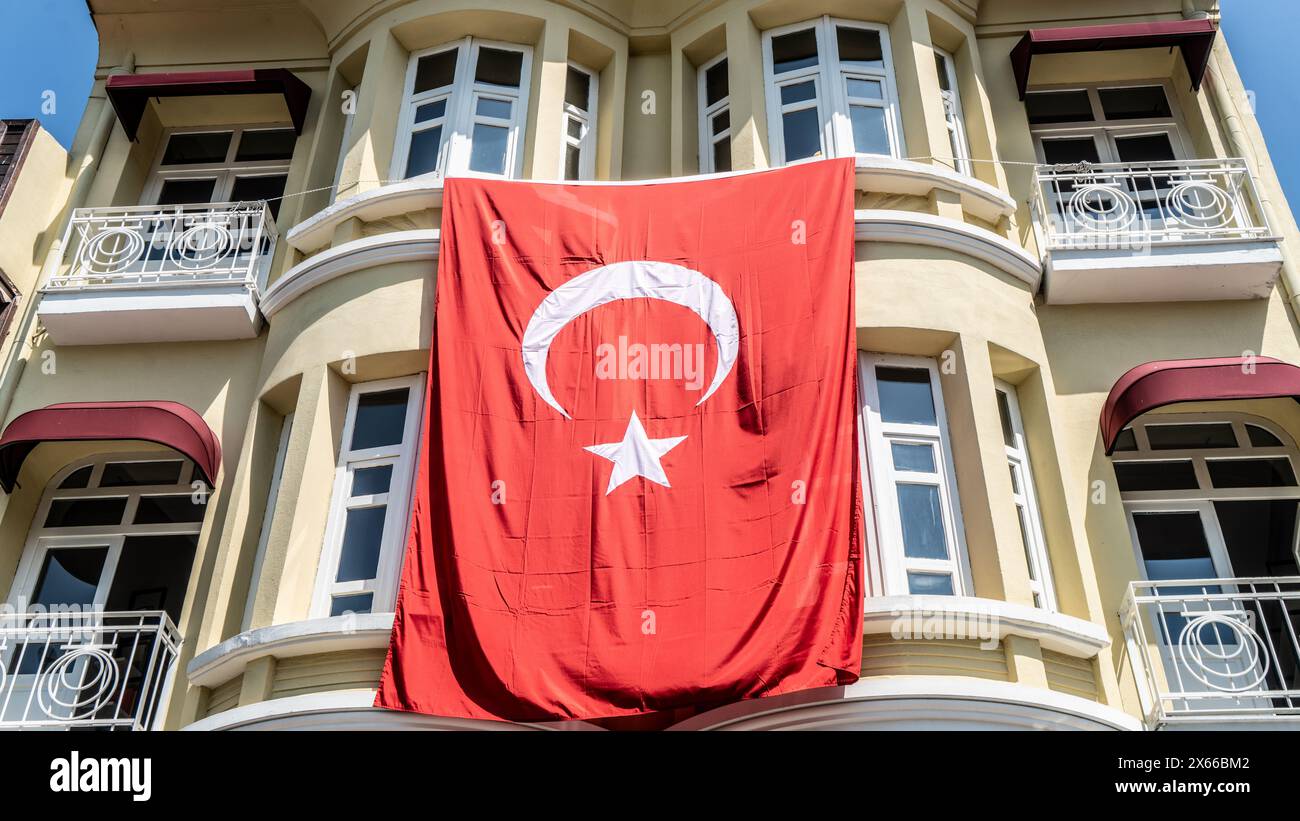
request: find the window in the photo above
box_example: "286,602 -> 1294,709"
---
393,38 -> 532,181
995,382 -> 1056,610
762,17 -> 903,165
933,49 -> 971,175
146,126 -> 296,217
561,63 -> 598,180
1026,82 -> 1185,167
8,454 -> 208,622
314,377 -> 424,617
858,354 -> 969,596
697,54 -> 731,173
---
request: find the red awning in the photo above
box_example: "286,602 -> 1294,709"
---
1011,19 -> 1218,100
1101,357 -> 1300,454
106,69 -> 312,141
0,401 -> 221,492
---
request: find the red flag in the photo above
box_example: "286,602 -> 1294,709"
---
377,158 -> 863,722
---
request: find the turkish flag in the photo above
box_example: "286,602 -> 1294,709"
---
377,158 -> 863,722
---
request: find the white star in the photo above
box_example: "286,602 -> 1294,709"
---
584,410 -> 687,495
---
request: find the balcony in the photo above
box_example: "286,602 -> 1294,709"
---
1121,578 -> 1300,729
1032,159 -> 1284,304
38,202 -> 277,345
0,611 -> 181,730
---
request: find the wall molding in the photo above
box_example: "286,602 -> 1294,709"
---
855,208 -> 1043,288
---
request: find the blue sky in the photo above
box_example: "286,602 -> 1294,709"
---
0,1 -> 1297,207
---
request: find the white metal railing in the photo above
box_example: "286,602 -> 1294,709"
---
49,201 -> 279,293
0,611 -> 181,731
1032,158 -> 1274,252
1121,577 -> 1300,728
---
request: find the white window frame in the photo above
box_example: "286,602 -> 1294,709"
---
697,52 -> 731,174
143,123 -> 295,206
858,353 -> 971,596
761,16 -> 905,165
312,375 -> 424,618
560,62 -> 598,180
933,48 -> 972,176
995,380 -> 1057,610
390,37 -> 533,181
6,453 -> 207,610
1027,79 -> 1192,165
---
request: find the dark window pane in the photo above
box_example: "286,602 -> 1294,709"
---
712,137 -> 731,172
405,126 -> 443,178
564,144 -> 581,181
1132,511 -> 1216,583
836,26 -> 884,69
996,390 -> 1015,448
100,460 -> 183,487
476,97 -> 512,119
1041,137 -> 1101,165
414,99 -> 447,124
897,483 -> 948,559
704,58 -> 728,106
351,388 -> 410,451
156,178 -> 217,206
1098,86 -> 1172,120
1025,90 -> 1094,125
44,498 -> 127,527
711,110 -> 730,135
31,547 -> 108,607
469,123 -> 509,173
229,174 -> 289,218
161,132 -> 232,165
1145,423 -> 1237,450
567,118 -> 583,140
1247,424 -> 1284,447
335,506 -> 387,582
1112,427 -> 1138,452
907,572 -> 954,595
475,47 -> 523,87
875,367 -> 936,425
351,465 -> 393,497
234,129 -> 296,161
565,66 -> 591,110
58,466 -> 93,489
1114,133 -> 1176,163
1207,458 -> 1298,488
780,81 -> 816,105
772,28 -> 818,74
414,48 -> 458,93
134,495 -> 207,524
107,534 -> 198,623
781,107 -> 821,161
848,104 -> 889,155
934,52 -> 951,92
330,593 -> 374,617
1113,460 -> 1199,491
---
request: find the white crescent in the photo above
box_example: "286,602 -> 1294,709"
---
521,260 -> 739,419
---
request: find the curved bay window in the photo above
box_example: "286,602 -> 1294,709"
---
393,38 -> 532,180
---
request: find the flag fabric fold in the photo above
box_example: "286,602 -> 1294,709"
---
377,158 -> 863,722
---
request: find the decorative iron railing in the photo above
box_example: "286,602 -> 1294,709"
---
1121,578 -> 1300,727
1032,158 -> 1274,251
49,201 -> 278,292
0,611 -> 181,731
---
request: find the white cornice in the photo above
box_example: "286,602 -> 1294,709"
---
855,209 -> 1043,288
261,229 -> 439,317
862,594 -> 1110,658
854,155 -> 1016,223
186,612 -> 395,689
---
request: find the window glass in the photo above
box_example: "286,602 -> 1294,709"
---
897,484 -> 949,560
1207,457 -> 1298,489
781,81 -> 817,105
835,26 -> 884,69
875,367 -> 936,425
1098,86 -> 1172,120
1040,137 -> 1101,165
891,442 -> 936,473
414,49 -> 458,93
405,127 -> 443,178
59,465 -> 94,489
996,390 -> 1016,448
1132,511 -> 1216,581
1145,423 -> 1237,450
772,28 -> 819,74
234,129 -> 297,162
31,547 -> 108,606
1114,133 -> 1176,163
156,178 -> 218,206
1113,460 -> 1199,492
704,59 -> 728,106
469,123 -> 509,173
1025,90 -> 1094,125
565,145 -> 581,181
335,506 -> 388,582
161,132 -> 232,165
712,139 -> 731,173
934,52 -> 952,92
350,389 -> 410,450
415,100 -> 447,123
476,97 -> 513,119
475,47 -> 523,87
351,465 -> 394,496
330,593 -> 374,617
781,108 -> 822,161
907,571 -> 954,596
133,495 -> 207,525
848,104 -> 889,155
1113,427 -> 1139,452
229,175 -> 289,217
565,66 -> 591,110
100,461 -> 183,487
44,498 -> 127,528
1247,424 -> 1284,448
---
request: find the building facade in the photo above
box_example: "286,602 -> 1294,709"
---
0,0 -> 1297,731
